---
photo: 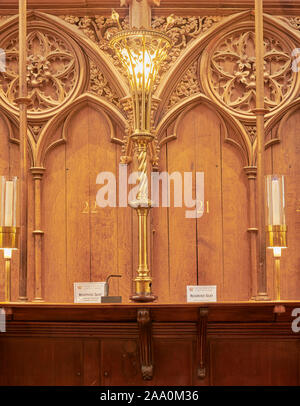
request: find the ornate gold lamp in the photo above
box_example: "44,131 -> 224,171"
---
0,176 -> 20,302
265,175 -> 287,308
109,11 -> 171,302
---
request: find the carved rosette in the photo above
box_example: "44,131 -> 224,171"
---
0,28 -> 85,116
201,28 -> 298,119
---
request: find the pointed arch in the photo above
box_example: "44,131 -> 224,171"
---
156,93 -> 251,167
36,92 -> 127,167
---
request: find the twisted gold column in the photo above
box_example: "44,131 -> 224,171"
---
130,137 -> 156,302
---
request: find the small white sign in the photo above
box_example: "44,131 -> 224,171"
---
187,285 -> 217,303
74,282 -> 106,303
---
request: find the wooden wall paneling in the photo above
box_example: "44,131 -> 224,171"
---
116,142 -> 133,300
65,106 -> 91,301
193,105 -> 223,298
151,140 -> 170,302
271,110 -> 300,300
87,107 -> 118,292
221,139 -> 251,300
209,338 -> 300,386
166,108 -> 198,303
42,127 -> 67,302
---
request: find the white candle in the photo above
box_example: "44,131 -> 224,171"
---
272,178 -> 281,225
4,181 -> 13,227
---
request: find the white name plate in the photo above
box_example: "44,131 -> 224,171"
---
187,285 -> 217,303
74,282 -> 106,303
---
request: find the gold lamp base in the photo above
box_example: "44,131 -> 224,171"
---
130,274 -> 157,302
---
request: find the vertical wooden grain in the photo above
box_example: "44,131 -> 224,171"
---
151,141 -> 170,302
87,107 -> 118,290
43,128 -> 67,302
65,107 -> 91,301
194,105 -> 223,297
221,142 -> 250,300
116,143 -> 133,300
166,107 -> 198,303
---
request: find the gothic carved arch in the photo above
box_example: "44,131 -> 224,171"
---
265,97 -> 300,143
0,107 -> 35,166
156,94 -> 251,167
36,92 -> 127,167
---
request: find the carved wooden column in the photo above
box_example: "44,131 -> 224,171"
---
197,308 -> 208,379
137,308 -> 154,380
31,167 -> 45,302
15,0 -> 30,301
244,166 -> 258,299
254,0 -> 269,300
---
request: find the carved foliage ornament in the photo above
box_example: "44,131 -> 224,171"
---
168,61 -> 201,109
0,29 -> 82,114
203,29 -> 296,116
152,15 -> 222,75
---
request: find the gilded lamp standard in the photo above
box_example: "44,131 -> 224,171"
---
109,10 -> 171,302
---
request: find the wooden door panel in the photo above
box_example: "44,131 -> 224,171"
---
210,339 -> 299,386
